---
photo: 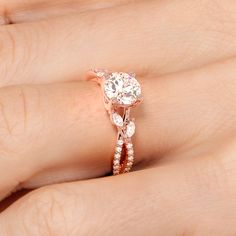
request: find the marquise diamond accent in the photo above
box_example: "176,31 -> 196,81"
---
126,121 -> 135,138
112,112 -> 124,127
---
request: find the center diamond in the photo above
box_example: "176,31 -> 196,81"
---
103,72 -> 141,106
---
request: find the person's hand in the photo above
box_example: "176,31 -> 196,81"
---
0,0 -> 236,235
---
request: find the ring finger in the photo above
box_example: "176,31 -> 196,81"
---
0,57 -> 236,200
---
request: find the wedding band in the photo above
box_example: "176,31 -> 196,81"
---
87,69 -> 142,175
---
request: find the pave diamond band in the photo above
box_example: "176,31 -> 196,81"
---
87,69 -> 142,175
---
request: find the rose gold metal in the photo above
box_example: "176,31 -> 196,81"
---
86,69 -> 142,175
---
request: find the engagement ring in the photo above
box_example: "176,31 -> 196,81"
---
87,69 -> 142,175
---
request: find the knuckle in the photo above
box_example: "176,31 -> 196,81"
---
192,150 -> 236,234
20,186 -> 85,236
0,28 -> 17,85
0,86 -> 42,151
0,26 -> 31,82
0,24 -> 45,86
217,140 -> 236,191
0,87 -> 24,137
205,157 -> 230,194
195,142 -> 236,200
21,187 -> 67,236
0,91 -> 13,138
188,156 -> 229,202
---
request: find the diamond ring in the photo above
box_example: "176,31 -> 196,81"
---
87,69 -> 142,175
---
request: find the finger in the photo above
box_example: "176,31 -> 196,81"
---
1,58 -> 236,200
1,0 -> 236,86
0,81 -> 114,200
0,0 -> 135,24
1,152 -> 235,236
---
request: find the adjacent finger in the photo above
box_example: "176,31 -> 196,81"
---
1,1 -> 236,86
0,81 -> 115,200
0,0 -> 135,25
1,152 -> 235,236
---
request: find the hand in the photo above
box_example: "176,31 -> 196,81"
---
0,0 -> 235,235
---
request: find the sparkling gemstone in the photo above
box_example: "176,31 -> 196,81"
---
114,153 -> 120,159
112,112 -> 124,127
94,69 -> 108,78
116,146 -> 122,153
104,72 -> 141,106
126,121 -> 135,138
114,160 -> 120,165
128,149 -> 134,155
96,71 -> 105,77
117,139 -> 124,146
126,143 -> 133,149
113,165 -> 120,170
126,162 -> 132,167
128,156 -> 134,161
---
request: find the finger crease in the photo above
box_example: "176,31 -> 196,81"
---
0,101 -> 12,135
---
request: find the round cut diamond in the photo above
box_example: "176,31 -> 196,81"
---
104,72 -> 141,106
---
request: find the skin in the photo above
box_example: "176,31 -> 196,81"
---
0,0 -> 235,235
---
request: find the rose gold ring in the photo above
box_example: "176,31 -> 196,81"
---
86,69 -> 142,175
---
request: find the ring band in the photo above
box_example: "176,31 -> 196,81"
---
87,69 -> 142,175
